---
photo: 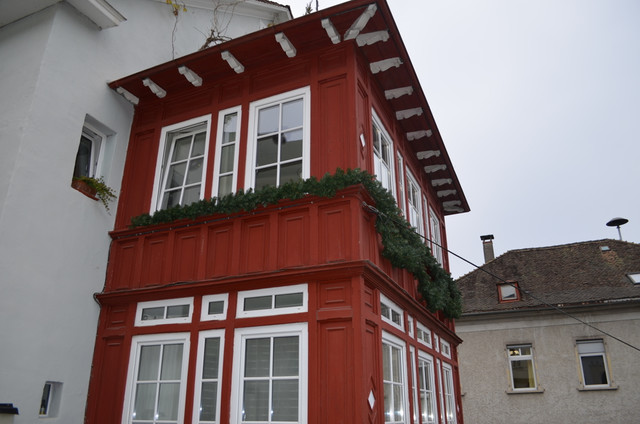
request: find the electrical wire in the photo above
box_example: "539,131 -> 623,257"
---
364,202 -> 640,353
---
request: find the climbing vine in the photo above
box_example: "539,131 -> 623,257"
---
130,169 -> 462,318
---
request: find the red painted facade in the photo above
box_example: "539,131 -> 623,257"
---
86,1 -> 468,423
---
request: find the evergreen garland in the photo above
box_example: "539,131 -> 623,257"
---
130,169 -> 462,318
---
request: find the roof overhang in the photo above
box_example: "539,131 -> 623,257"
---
109,0 -> 469,215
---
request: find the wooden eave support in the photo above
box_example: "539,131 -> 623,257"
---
321,18 -> 341,44
344,4 -> 377,40
115,86 -> 139,105
385,86 -> 413,100
275,32 -> 297,57
221,51 -> 245,73
142,78 -> 166,98
370,57 -> 402,74
178,65 -> 202,87
356,30 -> 389,46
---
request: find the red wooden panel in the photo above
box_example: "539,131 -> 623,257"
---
364,322 -> 379,424
319,323 -> 354,424
105,306 -> 128,330
205,224 -> 234,278
318,48 -> 347,76
318,201 -> 351,263
240,216 -> 270,273
277,210 -> 309,269
161,89 -> 213,122
171,228 -> 201,281
316,76 -> 350,176
318,281 -> 351,309
87,336 -> 126,424
115,130 -> 158,230
140,234 -> 168,286
109,240 -> 139,290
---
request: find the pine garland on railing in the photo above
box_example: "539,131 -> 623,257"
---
130,169 -> 462,318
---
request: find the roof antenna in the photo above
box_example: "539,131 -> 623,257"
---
606,217 -> 628,241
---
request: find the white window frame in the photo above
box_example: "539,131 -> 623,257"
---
407,316 -> 414,338
441,362 -> 457,424
74,122 -> 105,178
122,333 -> 190,424
371,109 -> 396,197
230,323 -> 308,424
428,208 -> 443,265
212,106 -> 241,198
245,87 -> 311,190
135,297 -> 194,327
417,351 -> 437,424
193,329 -> 225,424
237,284 -> 308,318
380,294 -> 404,332
507,344 -> 538,391
39,381 -> 62,418
416,322 -> 432,349
441,340 -> 451,359
576,339 -> 611,388
405,169 -> 424,236
409,346 -> 419,424
396,152 -> 406,215
381,332 -> 410,424
150,115 -> 212,212
201,294 -> 229,322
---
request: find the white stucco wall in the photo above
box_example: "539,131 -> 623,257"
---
0,1 -> 288,422
456,306 -> 640,424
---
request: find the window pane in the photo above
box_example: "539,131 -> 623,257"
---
138,345 -> 161,380
158,382 -> 180,420
273,336 -> 299,376
275,292 -> 304,308
133,383 -> 156,420
202,338 -> 220,379
74,136 -> 93,178
279,161 -> 302,185
256,135 -> 278,166
182,185 -> 201,205
141,307 -> 165,321
192,132 -> 206,156
392,384 -> 404,421
511,359 -> 535,388
582,355 -> 608,385
244,295 -> 272,311
223,113 -> 237,143
383,382 -> 393,421
281,129 -> 303,161
173,136 -> 192,161
208,300 -> 225,315
162,189 -> 181,209
258,105 -> 279,136
272,380 -> 299,421
243,381 -> 269,421
245,338 -> 270,377
391,347 -> 401,383
500,285 -> 517,300
200,381 -> 218,421
220,145 -> 235,173
282,98 -> 303,130
186,158 -> 203,184
166,304 -> 189,319
218,175 -> 233,198
382,345 -> 391,381
160,344 -> 184,380
255,167 -> 277,191
166,163 -> 187,189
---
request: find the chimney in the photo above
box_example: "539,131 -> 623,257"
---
480,234 -> 495,263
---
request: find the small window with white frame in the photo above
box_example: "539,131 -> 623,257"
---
507,344 -> 537,391
627,272 -> 640,284
151,115 -> 211,212
576,339 -> 611,388
201,294 -> 228,321
428,208 -> 443,264
245,87 -> 310,191
417,352 -> 437,424
122,333 -> 190,424
212,107 -> 241,198
441,340 -> 451,359
405,169 -> 424,236
371,109 -> 395,196
39,381 -> 62,418
416,322 -> 432,348
237,284 -> 307,318
380,293 -> 404,331
230,323 -> 308,424
193,330 -> 225,424
135,298 -> 194,327
73,121 -> 105,180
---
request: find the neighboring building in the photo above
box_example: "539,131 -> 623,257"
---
82,1 -> 471,423
456,238 -> 640,424
0,1 -> 290,423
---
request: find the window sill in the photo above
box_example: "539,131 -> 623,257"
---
577,385 -> 618,392
506,387 -> 545,395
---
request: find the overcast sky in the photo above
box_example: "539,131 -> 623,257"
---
286,0 -> 640,278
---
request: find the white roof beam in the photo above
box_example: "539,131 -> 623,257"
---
221,51 -> 244,73
416,150 -> 441,160
142,78 -> 166,98
321,18 -> 341,44
178,66 -> 202,87
396,108 -> 423,120
424,164 -> 447,173
115,87 -> 139,105
356,30 -> 389,46
344,4 -> 377,40
275,32 -> 297,58
385,86 -> 413,100
407,129 -> 432,140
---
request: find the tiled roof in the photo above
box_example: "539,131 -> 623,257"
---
456,239 -> 640,314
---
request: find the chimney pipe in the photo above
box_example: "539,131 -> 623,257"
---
480,234 -> 495,263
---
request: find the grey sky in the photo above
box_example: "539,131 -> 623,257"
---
288,0 -> 640,278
